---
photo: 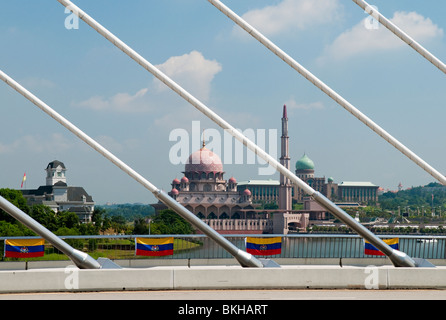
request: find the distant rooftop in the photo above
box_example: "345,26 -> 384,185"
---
339,181 -> 377,187
237,179 -> 279,186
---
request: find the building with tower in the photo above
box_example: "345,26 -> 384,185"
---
159,104 -> 379,234
20,160 -> 95,223
293,152 -> 379,205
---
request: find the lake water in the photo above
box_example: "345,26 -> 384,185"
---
170,235 -> 446,260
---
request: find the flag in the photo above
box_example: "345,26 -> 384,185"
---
4,239 -> 45,258
135,237 -> 174,256
364,238 -> 399,256
246,237 -> 282,256
20,172 -> 26,188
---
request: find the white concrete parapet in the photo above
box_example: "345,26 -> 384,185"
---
1,265 -> 446,293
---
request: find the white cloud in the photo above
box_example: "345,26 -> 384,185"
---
154,50 -> 222,102
75,88 -> 149,113
21,77 -> 56,89
0,133 -> 71,154
233,0 -> 342,37
285,98 -> 325,111
320,11 -> 443,62
74,51 -> 222,113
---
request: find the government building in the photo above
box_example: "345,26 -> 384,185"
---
238,153 -> 379,206
293,154 -> 379,205
20,160 -> 95,223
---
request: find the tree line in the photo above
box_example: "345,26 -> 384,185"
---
379,182 -> 446,213
0,188 -> 194,237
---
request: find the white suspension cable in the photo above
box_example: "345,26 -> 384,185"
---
56,0 -> 417,267
0,69 -> 263,268
208,0 -> 446,186
353,0 -> 446,75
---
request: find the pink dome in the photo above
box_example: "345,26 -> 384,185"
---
172,178 -> 180,184
185,147 -> 223,173
243,188 -> 251,196
170,188 -> 179,195
229,177 -> 237,183
181,176 -> 189,183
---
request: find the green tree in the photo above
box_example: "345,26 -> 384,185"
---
91,207 -> 111,232
133,217 -> 151,234
151,209 -> 194,234
0,189 -> 30,223
57,211 -> 79,229
29,204 -> 58,231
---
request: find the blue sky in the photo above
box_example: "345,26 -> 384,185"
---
1,0 -> 445,204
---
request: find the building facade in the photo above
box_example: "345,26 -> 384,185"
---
20,160 -> 95,223
151,142 -> 274,234
337,181 -> 379,203
158,104 -> 379,234
293,153 -> 379,205
166,144 -> 256,220
236,179 -> 280,203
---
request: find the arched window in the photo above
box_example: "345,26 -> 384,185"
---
197,212 -> 205,219
208,212 -> 217,219
219,213 -> 229,219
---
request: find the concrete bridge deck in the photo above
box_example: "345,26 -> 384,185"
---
0,258 -> 446,293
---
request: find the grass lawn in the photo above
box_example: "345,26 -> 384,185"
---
1,238 -> 202,262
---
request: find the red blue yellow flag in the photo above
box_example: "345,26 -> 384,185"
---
4,238 -> 45,258
246,237 -> 282,256
20,172 -> 26,188
364,238 -> 399,256
135,237 -> 174,256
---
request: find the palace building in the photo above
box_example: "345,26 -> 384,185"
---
20,160 -> 95,223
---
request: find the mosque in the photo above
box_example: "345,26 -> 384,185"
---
160,142 -> 273,234
156,105 -> 379,234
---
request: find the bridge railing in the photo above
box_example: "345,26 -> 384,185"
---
1,234 -> 445,261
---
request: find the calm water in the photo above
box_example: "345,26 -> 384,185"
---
171,236 -> 446,260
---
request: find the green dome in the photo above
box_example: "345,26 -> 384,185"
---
295,154 -> 315,170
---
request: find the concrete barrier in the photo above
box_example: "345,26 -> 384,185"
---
1,264 -> 446,293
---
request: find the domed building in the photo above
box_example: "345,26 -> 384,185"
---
294,153 -> 327,202
294,153 -> 378,205
181,146 -> 227,194
295,153 -> 315,172
159,104 -> 379,234
163,144 -> 272,234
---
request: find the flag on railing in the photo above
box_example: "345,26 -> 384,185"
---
364,238 -> 399,256
4,238 -> 45,258
246,237 -> 282,256
135,237 -> 174,256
